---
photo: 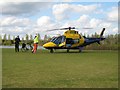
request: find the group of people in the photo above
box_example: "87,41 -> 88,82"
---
15,34 -> 39,53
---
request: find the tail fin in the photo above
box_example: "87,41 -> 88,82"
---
100,28 -> 105,37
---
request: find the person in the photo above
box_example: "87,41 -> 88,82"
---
32,34 -> 39,53
15,35 -> 21,52
21,42 -> 29,52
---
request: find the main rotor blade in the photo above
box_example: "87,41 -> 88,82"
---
46,27 -> 93,32
46,27 -> 76,32
60,27 -> 76,30
82,27 -> 93,29
46,29 -> 60,31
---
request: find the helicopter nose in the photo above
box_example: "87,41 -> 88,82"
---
43,42 -> 57,48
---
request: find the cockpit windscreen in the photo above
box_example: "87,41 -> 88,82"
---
50,36 -> 65,45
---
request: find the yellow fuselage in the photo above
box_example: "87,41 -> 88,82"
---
43,30 -> 85,49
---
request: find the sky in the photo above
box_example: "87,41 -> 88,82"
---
0,0 -> 119,39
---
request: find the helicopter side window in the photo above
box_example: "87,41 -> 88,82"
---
76,31 -> 78,34
66,38 -> 74,44
66,38 -> 79,45
70,31 -> 75,34
72,39 -> 79,44
66,38 -> 73,47
75,31 -> 77,34
50,37 -> 57,42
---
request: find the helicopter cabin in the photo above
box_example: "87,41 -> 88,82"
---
49,30 -> 84,48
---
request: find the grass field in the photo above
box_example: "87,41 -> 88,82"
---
2,48 -> 118,88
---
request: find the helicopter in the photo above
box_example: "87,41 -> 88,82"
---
43,27 -> 105,53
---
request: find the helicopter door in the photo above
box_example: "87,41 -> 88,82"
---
66,38 -> 80,47
66,38 -> 74,47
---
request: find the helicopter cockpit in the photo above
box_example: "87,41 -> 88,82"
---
50,36 -> 66,45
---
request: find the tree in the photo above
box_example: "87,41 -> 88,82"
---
44,35 -> 48,41
30,34 -> 33,40
0,35 -> 2,45
87,34 -> 90,38
8,34 -> 11,40
38,33 -> 41,40
83,33 -> 86,37
13,36 -> 15,40
94,32 -> 99,37
3,34 -> 7,40
7,34 -> 12,45
26,34 -> 29,43
22,37 -> 24,42
0,35 -> 2,40
3,34 -> 7,45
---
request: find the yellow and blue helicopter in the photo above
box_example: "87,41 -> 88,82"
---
43,27 -> 105,53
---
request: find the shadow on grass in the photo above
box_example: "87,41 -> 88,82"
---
21,49 -> 116,54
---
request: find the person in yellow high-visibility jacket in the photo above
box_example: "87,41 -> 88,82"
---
32,34 -> 39,53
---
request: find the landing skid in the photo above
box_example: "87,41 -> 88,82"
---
49,47 -> 83,53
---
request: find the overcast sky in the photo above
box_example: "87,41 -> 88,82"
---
0,1 -> 119,39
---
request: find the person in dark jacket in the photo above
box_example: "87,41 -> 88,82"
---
15,35 -> 21,52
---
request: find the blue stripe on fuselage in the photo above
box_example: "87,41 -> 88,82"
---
81,38 -> 105,46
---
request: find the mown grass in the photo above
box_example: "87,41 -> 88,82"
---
2,48 -> 118,88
